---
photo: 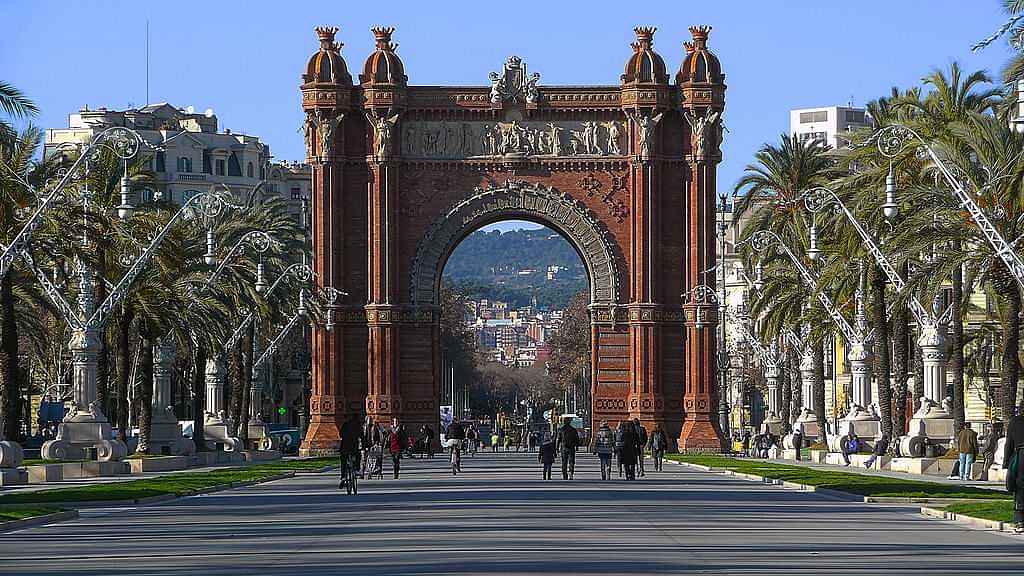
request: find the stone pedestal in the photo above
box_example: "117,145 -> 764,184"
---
0,435 -> 27,486
42,415 -> 127,462
146,340 -> 194,456
246,416 -> 276,451
203,412 -> 242,452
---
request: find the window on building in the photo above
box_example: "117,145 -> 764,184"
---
845,110 -> 866,124
202,150 -> 212,174
291,186 -> 302,200
182,189 -> 201,204
798,131 -> 829,145
216,159 -> 225,176
799,110 -> 828,123
177,157 -> 192,172
140,188 -> 155,203
247,162 -> 254,178
155,151 -> 166,172
228,152 -> 242,177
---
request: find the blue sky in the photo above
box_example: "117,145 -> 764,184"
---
1,1 -> 1014,232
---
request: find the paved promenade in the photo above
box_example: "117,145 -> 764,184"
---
1,452 -> 1021,574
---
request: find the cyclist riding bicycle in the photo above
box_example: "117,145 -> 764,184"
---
447,420 -> 467,473
338,412 -> 364,490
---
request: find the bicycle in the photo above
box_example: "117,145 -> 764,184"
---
339,452 -> 360,495
449,439 -> 462,475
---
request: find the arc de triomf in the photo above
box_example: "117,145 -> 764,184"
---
299,24 -> 726,453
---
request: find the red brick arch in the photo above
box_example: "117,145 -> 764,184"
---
299,25 -> 725,454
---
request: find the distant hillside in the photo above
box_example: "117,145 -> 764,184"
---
443,228 -> 587,309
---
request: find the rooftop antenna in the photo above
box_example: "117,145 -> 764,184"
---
848,94 -> 853,108
145,20 -> 150,106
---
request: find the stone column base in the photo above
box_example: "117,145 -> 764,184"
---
300,419 -> 341,455
42,420 -> 127,462
678,417 -> 722,452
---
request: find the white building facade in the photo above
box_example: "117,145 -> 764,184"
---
45,103 -> 310,226
789,105 -> 872,150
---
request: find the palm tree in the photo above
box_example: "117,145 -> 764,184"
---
0,81 -> 38,145
736,134 -> 836,440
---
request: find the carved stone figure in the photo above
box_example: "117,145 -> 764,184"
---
403,124 -> 418,156
460,123 -> 475,156
605,121 -> 622,155
547,123 -> 564,156
487,56 -> 540,104
315,111 -> 343,156
683,108 -> 722,158
628,111 -> 663,158
368,111 -> 400,158
525,72 -> 541,104
303,116 -> 314,157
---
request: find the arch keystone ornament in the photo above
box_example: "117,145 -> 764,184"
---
300,25 -> 726,455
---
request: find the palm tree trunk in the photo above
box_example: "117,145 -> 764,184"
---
813,338 -> 827,444
950,260 -> 966,430
870,266 -> 893,439
95,280 -> 109,418
791,346 -> 803,424
1000,291 -> 1020,421
136,334 -> 154,454
115,309 -> 133,442
0,273 -> 21,442
192,339 -> 207,452
228,344 -> 244,437
238,323 -> 254,446
892,302 -> 909,437
781,345 -> 793,430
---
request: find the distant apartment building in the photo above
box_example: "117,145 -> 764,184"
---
45,103 -> 310,226
789,105 -> 872,150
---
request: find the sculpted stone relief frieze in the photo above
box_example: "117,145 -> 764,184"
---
400,120 -> 624,159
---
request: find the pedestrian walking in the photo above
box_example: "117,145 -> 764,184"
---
980,423 -> 1002,481
389,418 -> 408,479
619,420 -> 638,480
958,422 -> 979,481
491,433 -> 499,452
594,420 -> 615,480
1003,413 -> 1024,533
792,426 -> 803,461
633,418 -> 648,477
648,423 -> 669,471
538,432 -> 555,480
615,421 -> 626,477
421,424 -> 436,459
557,417 -> 580,479
864,434 -> 889,469
362,416 -> 384,479
338,412 -> 363,490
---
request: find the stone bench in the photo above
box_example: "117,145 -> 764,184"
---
128,456 -> 190,474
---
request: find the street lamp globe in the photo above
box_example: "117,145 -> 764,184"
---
203,230 -> 218,266
883,164 -> 899,222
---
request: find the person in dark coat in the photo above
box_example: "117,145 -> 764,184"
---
614,422 -> 626,478
648,423 -> 669,471
556,418 -> 580,480
1002,413 -> 1024,533
420,424 -> 436,459
619,420 -> 638,480
633,418 -> 648,477
338,413 -> 363,489
594,421 -> 615,479
538,431 -> 556,480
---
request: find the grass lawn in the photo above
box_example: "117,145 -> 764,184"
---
0,457 -> 337,506
668,454 -> 1010,500
0,506 -> 65,522
21,459 -> 86,466
945,501 -> 1016,524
